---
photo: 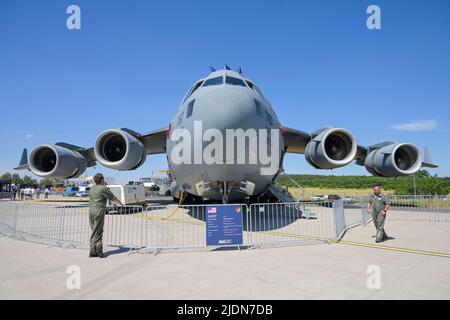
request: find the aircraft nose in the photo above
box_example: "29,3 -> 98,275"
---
195,86 -> 257,130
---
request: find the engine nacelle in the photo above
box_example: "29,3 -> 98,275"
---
29,145 -> 87,179
365,143 -> 421,177
94,129 -> 146,170
305,128 -> 357,169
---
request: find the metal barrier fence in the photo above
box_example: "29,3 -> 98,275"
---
143,204 -> 250,252
356,195 -> 450,223
247,202 -> 337,248
1,203 -> 144,249
0,195 -> 449,253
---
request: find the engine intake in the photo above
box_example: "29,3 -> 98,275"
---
305,128 -> 357,169
365,143 -> 421,177
94,129 -> 146,170
29,145 -> 87,179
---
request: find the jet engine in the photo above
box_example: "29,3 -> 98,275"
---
364,143 -> 421,177
29,145 -> 87,179
94,129 -> 146,170
305,128 -> 357,169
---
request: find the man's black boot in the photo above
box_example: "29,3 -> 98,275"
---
97,248 -> 105,258
89,249 -> 97,258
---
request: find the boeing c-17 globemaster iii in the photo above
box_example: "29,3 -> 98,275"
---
15,66 -> 438,203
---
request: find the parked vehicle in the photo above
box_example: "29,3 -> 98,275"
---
75,186 -> 90,197
107,184 -> 146,206
342,196 -> 357,204
63,186 -> 79,197
327,194 -> 341,201
312,195 -> 327,201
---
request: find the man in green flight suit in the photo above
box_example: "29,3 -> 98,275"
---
89,173 -> 124,258
367,183 -> 391,243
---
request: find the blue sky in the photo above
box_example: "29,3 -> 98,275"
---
0,0 -> 449,182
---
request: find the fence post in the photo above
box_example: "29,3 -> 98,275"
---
246,204 -> 251,248
333,199 -> 345,239
12,204 -> 19,238
58,206 -> 65,246
361,197 -> 368,224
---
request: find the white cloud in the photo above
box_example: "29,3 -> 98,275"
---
25,134 -> 34,139
391,120 -> 439,132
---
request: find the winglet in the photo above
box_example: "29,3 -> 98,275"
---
421,146 -> 438,168
14,148 -> 29,170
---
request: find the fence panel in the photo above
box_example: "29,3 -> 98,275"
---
247,202 -> 337,248
104,205 -> 145,249
1,196 -> 448,254
386,195 -> 450,222
6,204 -> 146,249
15,203 -> 63,243
0,202 -> 18,236
359,195 -> 450,223
143,204 -> 249,251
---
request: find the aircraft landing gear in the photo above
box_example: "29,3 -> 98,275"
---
222,181 -> 229,204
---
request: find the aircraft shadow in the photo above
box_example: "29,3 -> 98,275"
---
176,204 -> 306,232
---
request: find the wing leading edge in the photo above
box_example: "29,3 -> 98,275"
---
283,126 -> 438,174
14,127 -> 168,175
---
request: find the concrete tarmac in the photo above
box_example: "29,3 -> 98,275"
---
1,218 -> 449,299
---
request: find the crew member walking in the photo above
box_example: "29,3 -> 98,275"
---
10,184 -> 17,201
89,173 -> 124,258
367,184 -> 390,243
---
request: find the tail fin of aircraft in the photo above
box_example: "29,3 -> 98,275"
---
14,148 -> 29,171
421,146 -> 438,168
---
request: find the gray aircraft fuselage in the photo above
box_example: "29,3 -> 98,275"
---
166,70 -> 284,201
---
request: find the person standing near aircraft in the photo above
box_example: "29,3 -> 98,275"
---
44,187 -> 50,199
89,173 -> 124,258
10,184 -> 17,201
367,184 -> 391,243
24,187 -> 30,200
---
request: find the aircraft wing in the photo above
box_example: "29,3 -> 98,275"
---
14,127 -> 168,174
282,127 -> 312,154
354,143 -> 438,168
282,126 -> 438,174
141,127 -> 168,155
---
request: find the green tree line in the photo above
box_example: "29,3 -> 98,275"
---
276,170 -> 450,195
0,172 -> 55,188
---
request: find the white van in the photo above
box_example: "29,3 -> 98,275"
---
106,184 -> 146,206
75,186 -> 91,197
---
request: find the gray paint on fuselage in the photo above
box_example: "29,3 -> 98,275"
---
166,70 -> 284,201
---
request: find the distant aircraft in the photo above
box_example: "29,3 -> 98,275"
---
15,66 -> 438,203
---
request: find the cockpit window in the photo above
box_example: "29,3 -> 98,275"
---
246,80 -> 266,101
253,85 -> 267,102
183,81 -> 203,103
203,76 -> 223,87
190,81 -> 203,95
187,99 -> 195,118
225,76 -> 246,87
254,99 -> 263,117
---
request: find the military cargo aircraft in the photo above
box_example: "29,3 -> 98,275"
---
15,66 -> 438,203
